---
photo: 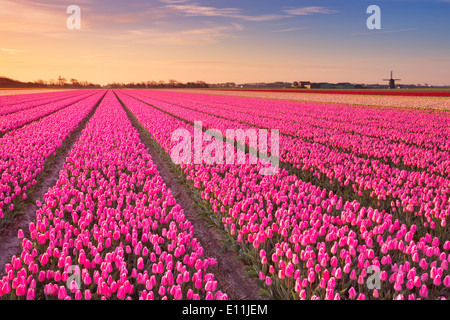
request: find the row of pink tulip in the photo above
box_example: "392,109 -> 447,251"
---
0,90 -> 84,116
0,90 -> 74,108
0,91 -> 105,224
120,91 -> 450,235
188,89 -> 450,112
131,92 -> 450,230
0,90 -> 99,134
188,94 -> 448,175
130,90 -> 450,176
0,90 -> 226,300
130,90 -> 450,148
117,90 -> 450,300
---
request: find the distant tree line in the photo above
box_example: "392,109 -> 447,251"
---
0,76 -> 101,88
0,76 -> 210,89
108,79 -> 208,89
209,82 -> 292,88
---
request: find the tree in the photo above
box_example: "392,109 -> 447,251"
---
34,79 -> 47,87
79,80 -> 90,87
168,79 -> 181,88
195,81 -> 208,88
147,81 -> 157,88
70,78 -> 79,87
57,76 -> 67,86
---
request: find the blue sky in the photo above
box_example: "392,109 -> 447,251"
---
1,0 -> 449,85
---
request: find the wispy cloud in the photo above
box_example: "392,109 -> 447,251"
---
121,25 -> 236,45
182,27 -> 231,36
351,28 -> 419,36
159,0 -> 190,3
0,0 -> 170,37
155,59 -> 241,66
165,3 -> 241,17
283,7 -> 338,15
86,7 -> 169,28
164,2 -> 289,21
242,14 -> 289,22
0,48 -> 27,54
163,3 -> 337,22
231,22 -> 244,31
272,27 -> 308,33
0,0 -> 77,36
81,54 -> 114,58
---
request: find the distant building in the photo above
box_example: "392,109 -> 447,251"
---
300,81 -> 311,89
292,81 -> 311,88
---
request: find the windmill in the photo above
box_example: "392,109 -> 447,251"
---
383,71 -> 401,89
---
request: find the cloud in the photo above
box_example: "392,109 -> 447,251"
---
86,8 -> 168,27
155,59 -> 241,66
283,7 -> 338,15
181,26 -> 232,36
0,0 -> 76,36
272,27 -> 308,33
231,22 -> 244,31
164,3 -> 336,21
159,0 -> 190,3
0,48 -> 27,54
166,3 -> 241,17
351,28 -> 419,36
122,25 -> 236,45
81,54 -> 114,58
165,3 -> 289,21
242,14 -> 290,22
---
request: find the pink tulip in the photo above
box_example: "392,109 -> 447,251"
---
16,284 -> 26,297
75,290 -> 82,300
307,270 -> 315,283
58,286 -> 67,300
373,289 -> 379,298
137,257 -> 144,270
433,275 -> 442,286
348,287 -> 356,300
26,288 -> 35,300
117,286 -> 126,299
443,276 -> 450,287
419,285 -> 428,298
299,289 -> 306,300
419,258 -> 428,270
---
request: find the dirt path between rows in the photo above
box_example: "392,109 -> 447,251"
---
118,94 -> 265,300
0,93 -> 105,277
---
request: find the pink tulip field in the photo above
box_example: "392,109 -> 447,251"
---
0,88 -> 449,300
0,91 -> 105,228
0,90 -> 80,116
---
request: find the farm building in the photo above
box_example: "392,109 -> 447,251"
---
292,81 -> 311,88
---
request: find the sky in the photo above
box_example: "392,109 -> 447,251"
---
1,0 -> 450,86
